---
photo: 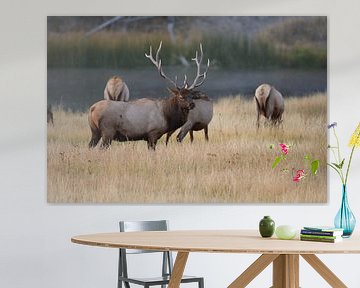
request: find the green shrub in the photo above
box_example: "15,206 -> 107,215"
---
47,31 -> 326,70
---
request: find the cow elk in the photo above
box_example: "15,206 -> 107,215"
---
164,43 -> 212,144
104,75 -> 130,102
254,84 -> 284,128
47,105 -> 54,125
166,91 -> 213,144
88,42 -> 201,150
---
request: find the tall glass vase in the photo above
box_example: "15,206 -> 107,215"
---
334,185 -> 356,237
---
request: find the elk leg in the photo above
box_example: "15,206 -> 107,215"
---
190,130 -> 194,143
271,112 -> 282,127
89,128 -> 101,148
165,130 -> 175,146
147,140 -> 156,150
100,130 -> 115,149
147,136 -> 157,150
100,137 -> 112,149
89,134 -> 101,148
177,121 -> 192,143
204,126 -> 209,141
256,112 -> 260,129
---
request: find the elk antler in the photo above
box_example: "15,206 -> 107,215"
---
145,41 -> 178,88
186,43 -> 210,90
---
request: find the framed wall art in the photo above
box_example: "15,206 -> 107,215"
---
47,16 -> 327,203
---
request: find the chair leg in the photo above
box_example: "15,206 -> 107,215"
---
199,278 -> 204,288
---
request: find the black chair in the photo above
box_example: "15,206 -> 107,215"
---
118,220 -> 204,288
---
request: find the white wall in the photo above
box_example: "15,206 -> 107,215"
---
1,1 -> 360,287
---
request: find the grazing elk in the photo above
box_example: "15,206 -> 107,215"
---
104,75 -> 130,101
47,105 -> 54,125
254,83 -> 284,128
165,44 -> 212,144
88,42 -> 208,150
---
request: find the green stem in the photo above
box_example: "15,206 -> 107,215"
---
333,127 -> 342,162
345,145 -> 356,185
330,148 -> 339,165
332,127 -> 345,182
327,163 -> 345,184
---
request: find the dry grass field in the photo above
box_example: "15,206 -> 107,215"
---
47,94 -> 327,203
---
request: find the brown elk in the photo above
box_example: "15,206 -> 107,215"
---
104,75 -> 130,101
47,105 -> 54,125
166,91 -> 213,144
88,42 -> 209,150
164,44 -> 212,144
254,83 -> 284,128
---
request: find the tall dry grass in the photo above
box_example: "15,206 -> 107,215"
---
47,94 -> 327,203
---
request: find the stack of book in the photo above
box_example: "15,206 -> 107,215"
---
300,226 -> 344,243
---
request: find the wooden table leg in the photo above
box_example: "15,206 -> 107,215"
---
168,251 -> 189,288
272,254 -> 299,288
301,254 -> 347,288
228,254 -> 279,288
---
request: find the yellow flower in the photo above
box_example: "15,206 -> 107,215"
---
349,122 -> 360,147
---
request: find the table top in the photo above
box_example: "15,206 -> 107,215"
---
71,230 -> 360,254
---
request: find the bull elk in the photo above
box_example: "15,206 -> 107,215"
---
254,84 -> 284,128
88,42 -> 204,150
104,75 -> 130,101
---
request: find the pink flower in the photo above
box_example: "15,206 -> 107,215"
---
279,143 -> 289,155
293,169 -> 306,183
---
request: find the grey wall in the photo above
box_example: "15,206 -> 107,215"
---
1,0 -> 360,287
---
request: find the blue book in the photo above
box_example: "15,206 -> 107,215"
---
302,226 -> 343,236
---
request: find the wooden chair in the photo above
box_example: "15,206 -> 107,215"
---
118,220 -> 204,288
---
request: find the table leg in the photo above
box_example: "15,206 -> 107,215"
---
272,254 -> 299,288
301,254 -> 347,288
168,251 -> 189,288
228,254 -> 280,288
229,253 -> 348,288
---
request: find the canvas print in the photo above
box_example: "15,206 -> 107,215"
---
47,16 -> 327,203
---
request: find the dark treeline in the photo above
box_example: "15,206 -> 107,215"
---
47,16 -> 327,70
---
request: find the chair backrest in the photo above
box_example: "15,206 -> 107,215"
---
120,220 -> 168,232
119,220 -> 169,254
118,220 -> 174,281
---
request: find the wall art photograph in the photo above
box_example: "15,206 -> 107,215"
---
47,16 -> 327,203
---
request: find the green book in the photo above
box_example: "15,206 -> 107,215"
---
300,235 -> 342,243
300,234 -> 340,240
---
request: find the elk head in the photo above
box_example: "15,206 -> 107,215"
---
169,87 -> 195,112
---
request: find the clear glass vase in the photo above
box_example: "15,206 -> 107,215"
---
334,185 -> 356,237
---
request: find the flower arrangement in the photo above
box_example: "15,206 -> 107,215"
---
271,143 -> 319,183
329,122 -> 360,237
328,122 -> 360,185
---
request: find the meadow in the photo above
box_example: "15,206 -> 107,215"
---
47,93 -> 327,203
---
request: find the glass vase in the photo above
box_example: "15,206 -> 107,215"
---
334,185 -> 356,237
